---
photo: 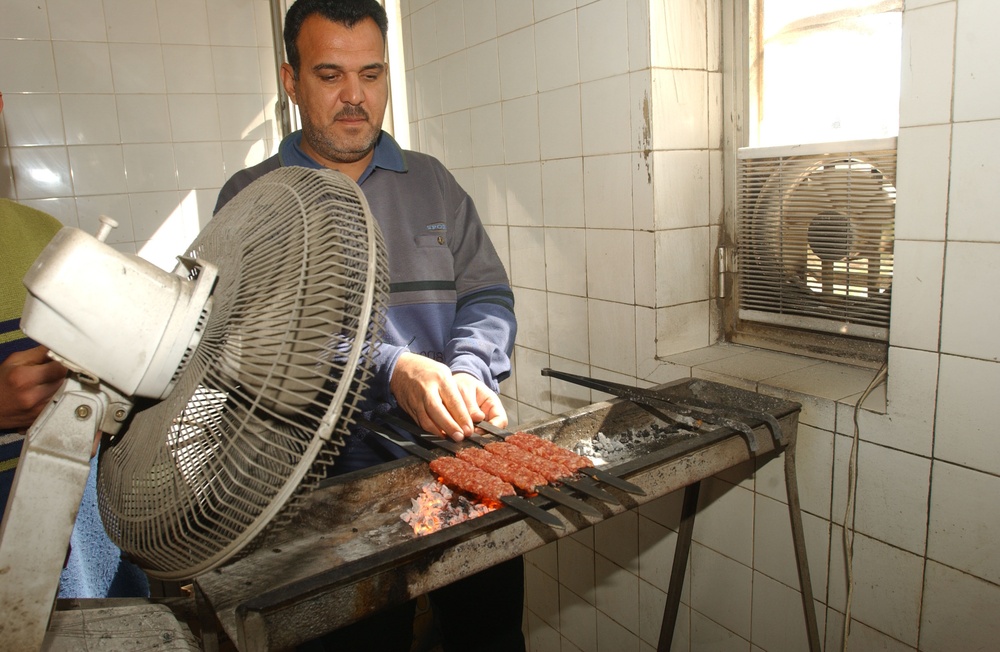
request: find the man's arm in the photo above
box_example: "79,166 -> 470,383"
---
446,286 -> 516,392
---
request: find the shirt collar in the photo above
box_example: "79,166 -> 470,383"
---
277,130 -> 407,184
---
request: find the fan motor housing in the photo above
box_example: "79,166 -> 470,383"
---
21,228 -> 216,399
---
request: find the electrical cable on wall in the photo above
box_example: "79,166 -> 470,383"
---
841,361 -> 888,650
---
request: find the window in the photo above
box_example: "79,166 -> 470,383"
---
749,0 -> 903,147
723,0 -> 903,365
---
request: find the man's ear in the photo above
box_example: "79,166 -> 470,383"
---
280,63 -> 298,104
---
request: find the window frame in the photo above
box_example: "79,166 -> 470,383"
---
720,0 -> 892,368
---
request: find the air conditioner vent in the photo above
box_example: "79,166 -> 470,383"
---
736,138 -> 896,341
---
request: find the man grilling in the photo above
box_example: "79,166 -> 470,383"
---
214,1 -> 522,650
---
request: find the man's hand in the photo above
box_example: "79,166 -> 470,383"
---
453,372 -> 507,430
390,352 -> 506,440
0,346 -> 68,431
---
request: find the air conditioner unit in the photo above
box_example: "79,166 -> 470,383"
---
735,138 -> 896,341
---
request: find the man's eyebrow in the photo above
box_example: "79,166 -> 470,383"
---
311,62 -> 386,74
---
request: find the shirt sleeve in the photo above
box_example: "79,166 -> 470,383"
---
446,285 -> 516,392
444,191 -> 516,391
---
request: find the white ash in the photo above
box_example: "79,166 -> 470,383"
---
573,426 -> 696,466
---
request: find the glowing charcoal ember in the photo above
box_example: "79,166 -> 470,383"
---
401,482 -> 494,536
484,441 -> 572,483
507,432 -> 593,471
455,447 -> 546,493
428,456 -> 515,503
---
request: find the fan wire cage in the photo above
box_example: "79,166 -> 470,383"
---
96,168 -> 389,580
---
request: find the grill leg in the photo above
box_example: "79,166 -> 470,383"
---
785,439 -> 822,652
657,481 -> 700,652
194,583 -> 222,652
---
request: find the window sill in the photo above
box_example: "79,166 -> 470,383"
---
654,343 -> 887,420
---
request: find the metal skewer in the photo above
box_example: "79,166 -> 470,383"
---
540,368 -> 780,453
379,414 -> 604,519
354,417 -> 565,530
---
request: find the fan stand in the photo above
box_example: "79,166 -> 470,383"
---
0,376 -> 131,650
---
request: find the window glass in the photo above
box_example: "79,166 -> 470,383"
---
750,0 -> 903,147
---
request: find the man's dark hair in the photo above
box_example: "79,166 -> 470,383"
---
284,0 -> 389,74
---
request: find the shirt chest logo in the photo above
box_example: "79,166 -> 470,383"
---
425,222 -> 446,245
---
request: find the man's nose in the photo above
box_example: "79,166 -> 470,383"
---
340,75 -> 363,104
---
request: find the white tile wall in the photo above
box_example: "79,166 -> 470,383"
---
940,241 -> 1000,360
888,239 -> 943,350
588,299 -> 637,376
832,533 -> 923,646
894,124 -> 951,241
920,560 -> 1000,652
509,225 -> 546,289
582,78 -> 634,157
463,0 -> 496,45
650,69 -> 708,151
498,28 -> 537,100
586,229 -> 635,302
506,164 -> 543,226
651,150 -> 710,230
934,354 -> 1000,475
649,0 -> 707,70
689,610 -> 746,651
927,460 -> 1000,584
4,0 -> 995,648
947,119 -> 1000,242
540,157 -> 584,225
582,156 -> 628,227
440,52 -> 469,115
467,41 -> 501,106
4,94 -> 64,146
753,492 -> 830,601
871,346 -> 938,456
0,0 -> 278,263
751,572 -> 819,652
851,442 -> 930,555
579,1 -> 630,83
502,96 -> 541,163
406,1 -> 998,639
513,287 -> 549,353
899,2 -> 955,128
952,0 -> 1000,122
694,478 -> 754,565
691,543 -> 752,639
758,425 -> 834,517
535,11 -> 580,92
543,227 -> 587,295
441,109 -> 472,169
470,104 -> 503,167
655,300 -> 711,357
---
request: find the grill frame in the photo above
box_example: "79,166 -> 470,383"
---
193,378 -> 802,651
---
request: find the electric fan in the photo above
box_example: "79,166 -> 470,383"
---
0,166 -> 389,649
736,140 -> 896,339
